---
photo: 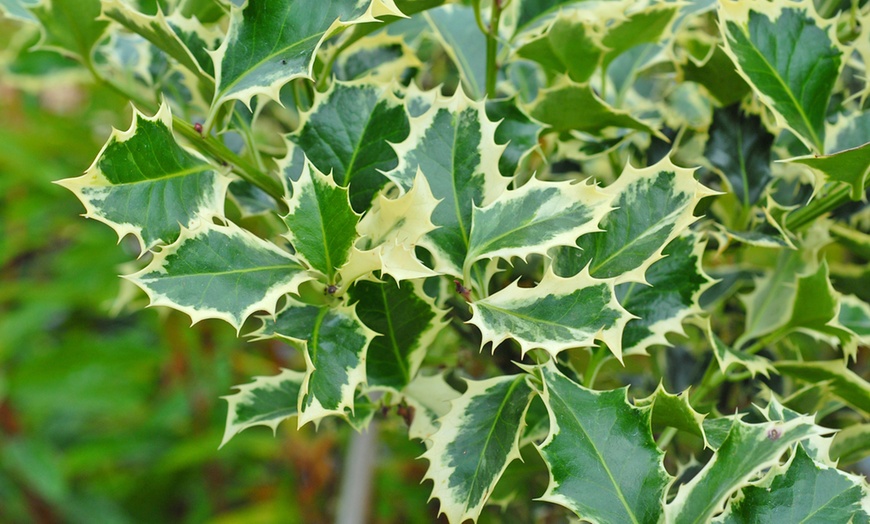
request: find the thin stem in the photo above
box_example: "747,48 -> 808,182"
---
785,184 -> 855,231
485,0 -> 503,98
583,345 -> 609,388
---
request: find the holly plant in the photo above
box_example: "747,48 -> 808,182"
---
5,0 -> 870,521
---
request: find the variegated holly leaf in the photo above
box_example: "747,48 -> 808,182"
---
598,1 -> 679,74
30,0 -> 107,63
56,102 -> 230,252
618,233 -> 713,355
385,89 -> 509,276
332,33 -> 420,82
211,0 -> 404,109
831,423 -> 870,465
469,267 -> 631,360
665,414 -> 832,524
515,12 -> 605,83
422,374 -> 535,524
553,157 -> 716,283
402,372 -> 461,443
635,384 -> 707,445
220,368 -> 304,448
340,169 -> 439,284
708,322 -> 775,379
535,362 -> 670,524
423,4 -> 486,100
719,0 -> 844,152
512,0 -> 584,36
127,220 -> 312,330
788,142 -> 870,201
704,104 -> 774,209
735,250 -> 803,348
348,277 -> 446,391
283,164 -> 360,282
0,0 -> 38,23
465,177 -> 611,271
256,299 -> 375,427
100,0 -> 217,86
840,294 -> 870,345
287,79 -> 410,211
485,97 -> 543,178
715,444 -> 869,523
526,77 -> 660,137
774,360 -> 870,416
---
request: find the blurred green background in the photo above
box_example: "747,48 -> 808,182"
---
0,19 -> 441,524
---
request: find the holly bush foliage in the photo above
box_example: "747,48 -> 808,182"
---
5,0 -> 870,521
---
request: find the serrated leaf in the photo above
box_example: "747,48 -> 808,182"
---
283,164 -> 360,281
635,384 -> 707,443
774,360 -> 870,416
30,0 -> 107,62
424,4 -> 486,100
840,294 -> 870,343
735,249 -> 803,348
465,177 -> 610,271
211,0 -> 404,108
385,89 -> 508,276
618,234 -> 714,355
716,445 -> 868,523
707,321 -> 775,379
535,362 -> 670,524
665,415 -> 830,524
348,277 -> 445,391
788,142 -> 870,201
554,157 -> 715,283
287,79 -> 410,211
485,97 -> 543,178
526,77 -> 661,137
599,2 -> 678,73
719,1 -> 843,152
402,372 -> 461,443
470,267 -> 631,361
100,0 -> 215,87
704,104 -> 774,208
422,374 -> 535,524
256,300 -> 375,427
679,44 -> 751,107
127,220 -> 311,330
512,0 -> 583,36
56,102 -> 230,252
515,13 -> 605,83
831,423 -> 870,465
220,368 -> 304,448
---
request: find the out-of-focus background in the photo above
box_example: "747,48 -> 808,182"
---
0,19 -> 439,524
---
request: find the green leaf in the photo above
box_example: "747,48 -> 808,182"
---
402,372 -> 461,443
839,294 -> 870,343
665,415 -> 830,524
283,164 -> 360,281
716,445 -> 868,523
0,0 -> 38,23
424,4 -> 486,100
554,157 -> 716,282
774,360 -> 870,416
485,97 -> 543,178
56,102 -> 230,252
211,0 -> 404,108
635,384 -> 707,443
830,423 -> 870,465
735,250 -> 803,348
220,368 -> 304,448
465,177 -> 611,271
618,234 -> 713,355
385,90 -> 509,276
719,1 -> 843,152
826,110 -> 870,153
599,2 -> 678,73
707,321 -> 775,379
332,33 -> 420,82
348,277 -> 445,391
100,0 -> 216,87
787,142 -> 870,201
256,300 -> 375,427
127,220 -> 312,330
422,374 -> 535,524
514,12 -> 605,83
470,267 -> 631,361
526,76 -> 661,137
680,44 -> 751,107
535,362 -> 670,524
704,104 -> 774,208
287,79 -> 410,211
513,0 -> 584,36
30,0 -> 108,63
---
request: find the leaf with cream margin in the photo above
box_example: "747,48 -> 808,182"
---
465,176 -> 611,272
535,362 -> 671,524
255,299 -> 376,428
707,321 -> 775,379
287,78 -> 410,211
553,156 -> 716,283
421,374 -> 535,524
774,360 -> 870,416
56,102 -> 230,252
332,33 -> 421,82
787,142 -> 870,201
515,12 -> 605,83
283,163 -> 360,282
469,266 -> 632,361
126,220 -> 312,331
423,4 -> 486,99
210,0 -> 405,110
30,0 -> 107,63
385,88 -> 509,276
719,0 -> 844,152
839,294 -> 870,345
339,169 -> 440,285
220,368 -> 304,448
664,414 -> 831,524
635,384 -> 707,445
402,372 -> 461,444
